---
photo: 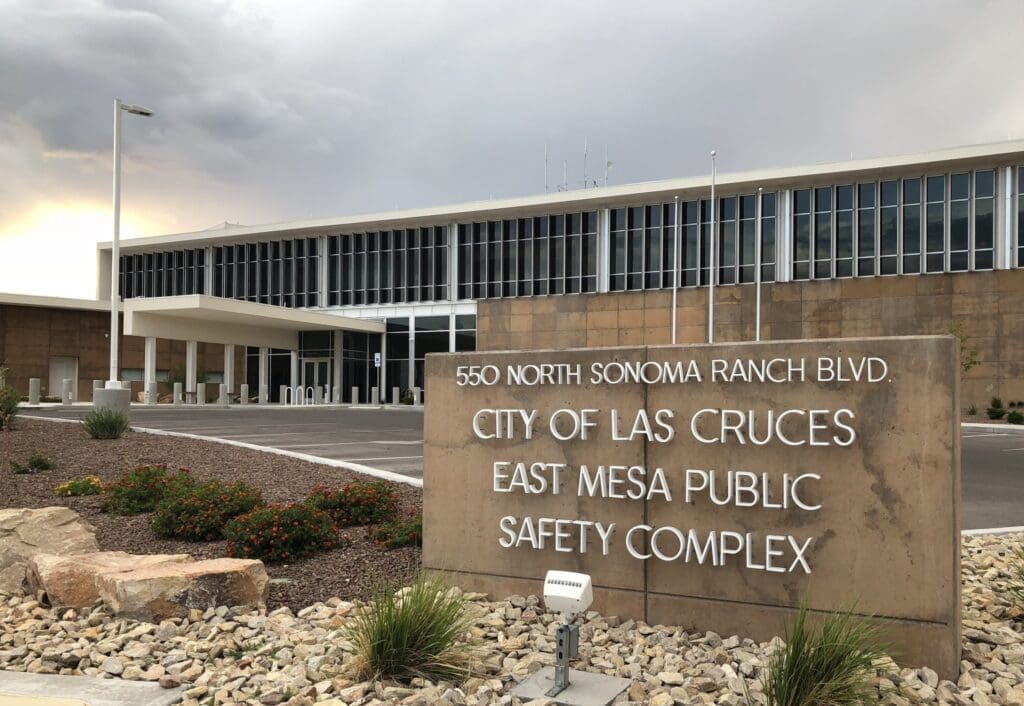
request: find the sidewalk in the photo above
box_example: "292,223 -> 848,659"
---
0,672 -> 182,706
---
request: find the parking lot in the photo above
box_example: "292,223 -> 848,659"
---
22,407 -> 1024,530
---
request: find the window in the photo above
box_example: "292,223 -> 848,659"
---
792,189 -> 811,280
760,193 -> 776,283
119,248 -> 206,300
925,175 -> 945,273
813,187 -> 832,279
835,186 -> 853,277
1018,167 -> 1024,267
328,226 -> 447,306
974,170 -> 994,271
901,179 -> 921,274
856,183 -> 875,276
949,173 -> 970,272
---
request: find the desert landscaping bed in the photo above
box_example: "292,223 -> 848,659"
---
0,418 -> 420,609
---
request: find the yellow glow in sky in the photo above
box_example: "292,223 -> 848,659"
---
0,200 -> 162,299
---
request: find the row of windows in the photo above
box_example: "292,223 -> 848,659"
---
610,195 -> 777,291
456,213 -> 599,299
792,170 -> 997,280
212,238 -> 320,308
119,249 -> 206,299
120,165 -> 1024,307
327,227 -> 448,306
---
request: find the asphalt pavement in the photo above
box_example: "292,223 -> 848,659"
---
21,406 -> 1024,530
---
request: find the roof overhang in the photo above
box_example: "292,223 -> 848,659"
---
0,292 -> 109,312
123,295 -> 384,349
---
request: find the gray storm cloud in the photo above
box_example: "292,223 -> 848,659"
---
0,0 -> 1022,238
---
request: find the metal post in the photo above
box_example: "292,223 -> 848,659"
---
708,150 -> 717,344
756,187 -> 763,342
672,196 -> 680,344
546,622 -> 580,698
109,100 -> 122,385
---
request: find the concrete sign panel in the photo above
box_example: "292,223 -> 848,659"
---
424,336 -> 960,676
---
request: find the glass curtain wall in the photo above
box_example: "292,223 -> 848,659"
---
413,316 -> 449,395
614,195 -> 776,291
213,238 -> 319,308
1018,167 -> 1024,267
457,212 -> 598,299
327,226 -> 447,306
792,169 -> 996,279
119,249 -> 206,299
342,332 -> 381,404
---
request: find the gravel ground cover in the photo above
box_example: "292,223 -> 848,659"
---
0,418 -> 420,609
0,534 -> 1022,705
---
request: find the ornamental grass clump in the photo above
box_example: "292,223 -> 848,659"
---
0,385 -> 20,430
225,503 -> 343,562
757,604 -> 889,706
345,573 -> 474,683
151,478 -> 263,541
82,408 -> 130,439
54,475 -> 105,497
1006,544 -> 1024,609
307,480 -> 398,527
102,464 -> 194,515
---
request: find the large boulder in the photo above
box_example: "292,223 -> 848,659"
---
27,551 -> 193,609
0,507 -> 98,594
96,558 -> 269,620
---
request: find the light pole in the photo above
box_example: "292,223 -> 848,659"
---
108,99 -> 153,387
708,150 -> 717,344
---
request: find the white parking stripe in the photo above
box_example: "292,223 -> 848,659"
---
342,455 -> 424,462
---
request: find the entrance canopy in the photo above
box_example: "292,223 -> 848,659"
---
123,295 -> 383,349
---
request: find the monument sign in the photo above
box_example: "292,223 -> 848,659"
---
423,336 -> 960,676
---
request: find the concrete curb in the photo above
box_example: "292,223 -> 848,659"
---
18,414 -> 423,488
962,422 -> 1024,433
963,526 -> 1024,537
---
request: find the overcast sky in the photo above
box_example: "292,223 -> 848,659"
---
1,0 -> 1022,298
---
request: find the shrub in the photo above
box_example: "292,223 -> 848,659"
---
11,452 -> 56,474
82,408 -> 130,439
758,604 -> 888,706
988,406 -> 1008,420
368,512 -> 423,549
307,481 -> 398,527
1008,411 -> 1024,425
991,396 -> 1005,409
225,503 -> 342,562
103,465 -> 194,515
55,475 -> 104,497
345,573 -> 473,682
0,385 -> 19,430
1007,545 -> 1024,608
151,479 -> 263,541
966,403 -> 978,416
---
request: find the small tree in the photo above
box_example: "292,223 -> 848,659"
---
948,321 -> 980,376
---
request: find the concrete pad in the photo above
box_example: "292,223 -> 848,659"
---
512,668 -> 630,705
0,671 -> 184,706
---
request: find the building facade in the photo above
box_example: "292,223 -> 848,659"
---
4,141 -> 1023,405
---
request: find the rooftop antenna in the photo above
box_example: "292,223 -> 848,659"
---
562,160 -> 568,192
544,142 -> 549,193
604,145 -> 611,186
583,137 -> 588,189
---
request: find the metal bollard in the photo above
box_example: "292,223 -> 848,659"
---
173,382 -> 183,405
28,378 -> 41,405
351,386 -> 359,405
239,383 -> 249,405
62,378 -> 73,406
196,382 -> 206,406
412,386 -> 422,406
259,385 -> 268,404
371,386 -> 379,405
279,385 -> 289,405
218,383 -> 228,405
392,386 -> 400,405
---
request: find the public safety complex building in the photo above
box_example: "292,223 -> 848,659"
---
2,140 -> 1024,406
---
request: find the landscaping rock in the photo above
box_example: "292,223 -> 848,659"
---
0,507 -> 98,593
96,557 -> 269,620
27,551 -> 193,608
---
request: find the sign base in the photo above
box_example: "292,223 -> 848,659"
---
512,668 -> 629,706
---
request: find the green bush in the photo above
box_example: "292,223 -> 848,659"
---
307,480 -> 398,527
103,465 -> 195,515
10,452 -> 56,474
55,476 -> 105,497
225,503 -> 342,562
368,513 -> 423,549
151,479 -> 263,541
345,574 -> 473,682
1008,411 -> 1024,425
759,604 -> 888,706
82,408 -> 130,439
966,403 -> 978,416
992,397 -> 1005,409
988,407 -> 1008,420
0,385 -> 19,430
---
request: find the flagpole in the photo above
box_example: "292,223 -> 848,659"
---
708,150 -> 717,344
755,186 -> 763,342
672,195 -> 680,344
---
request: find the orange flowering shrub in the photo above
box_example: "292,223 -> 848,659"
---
367,511 -> 422,549
224,503 -> 343,563
306,480 -> 398,527
102,465 -> 194,515
151,479 -> 263,541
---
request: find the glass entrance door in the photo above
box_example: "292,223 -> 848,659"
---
301,358 -> 331,399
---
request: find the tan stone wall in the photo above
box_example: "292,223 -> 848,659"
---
424,337 -> 961,676
477,269 -> 1024,407
0,305 -> 242,400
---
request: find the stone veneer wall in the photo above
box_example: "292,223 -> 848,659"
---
476,269 -> 1024,406
0,305 -> 241,401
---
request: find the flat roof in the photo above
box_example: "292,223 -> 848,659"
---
102,139 -> 1024,253
0,292 -> 109,312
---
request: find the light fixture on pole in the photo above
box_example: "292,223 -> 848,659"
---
108,99 -> 153,388
755,186 -> 763,342
708,150 -> 717,344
